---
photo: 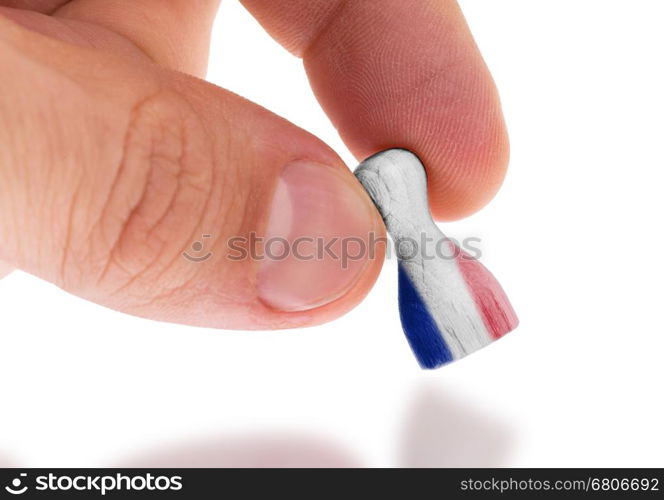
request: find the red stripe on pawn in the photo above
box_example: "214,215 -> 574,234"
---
456,247 -> 519,340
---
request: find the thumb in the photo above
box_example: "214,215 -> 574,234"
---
0,260 -> 12,279
0,18 -> 384,329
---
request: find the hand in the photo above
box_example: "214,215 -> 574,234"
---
0,0 -> 508,329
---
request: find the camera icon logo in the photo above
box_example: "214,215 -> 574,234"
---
5,473 -> 28,495
182,234 -> 213,262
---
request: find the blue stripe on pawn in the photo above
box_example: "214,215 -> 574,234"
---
397,264 -> 453,368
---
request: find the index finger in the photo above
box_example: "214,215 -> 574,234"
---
241,0 -> 509,220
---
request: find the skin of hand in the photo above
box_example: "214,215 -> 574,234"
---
0,0 -> 509,330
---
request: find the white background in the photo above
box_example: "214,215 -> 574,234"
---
1,0 -> 663,467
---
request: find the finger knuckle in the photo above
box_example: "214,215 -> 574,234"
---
93,89 -> 215,295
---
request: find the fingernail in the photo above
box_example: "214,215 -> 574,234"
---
257,160 -> 377,312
